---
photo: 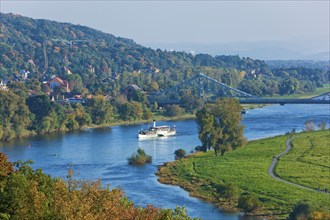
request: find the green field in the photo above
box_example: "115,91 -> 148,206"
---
157,130 -> 330,218
275,131 -> 330,191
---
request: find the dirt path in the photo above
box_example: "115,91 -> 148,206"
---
268,137 -> 329,194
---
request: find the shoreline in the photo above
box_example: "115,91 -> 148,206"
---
0,113 -> 196,143
155,131 -> 330,219
1,103 -> 266,143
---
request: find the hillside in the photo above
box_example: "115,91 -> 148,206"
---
1,13 -> 328,97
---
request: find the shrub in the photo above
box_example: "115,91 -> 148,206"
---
174,149 -> 186,160
128,148 -> 152,166
216,183 -> 240,200
288,201 -> 314,220
238,194 -> 261,213
195,145 -> 206,152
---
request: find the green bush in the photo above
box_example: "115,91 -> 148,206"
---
128,148 -> 152,166
216,183 -> 240,200
174,149 -> 186,160
288,201 -> 314,220
164,105 -> 184,117
238,194 -> 261,212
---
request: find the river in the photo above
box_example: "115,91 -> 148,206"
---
1,104 -> 329,219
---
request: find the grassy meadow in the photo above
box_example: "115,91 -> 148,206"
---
275,130 -> 330,191
156,130 -> 330,218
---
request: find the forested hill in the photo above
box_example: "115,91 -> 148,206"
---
0,12 -> 328,96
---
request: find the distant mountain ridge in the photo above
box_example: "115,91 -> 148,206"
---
144,42 -> 330,61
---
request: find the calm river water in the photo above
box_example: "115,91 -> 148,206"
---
1,104 -> 329,219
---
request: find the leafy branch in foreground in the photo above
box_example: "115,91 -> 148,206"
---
0,153 -> 196,220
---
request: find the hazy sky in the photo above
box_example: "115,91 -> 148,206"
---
1,1 -> 329,59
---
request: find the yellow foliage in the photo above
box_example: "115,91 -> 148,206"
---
53,46 -> 61,53
239,71 -> 246,79
311,211 -> 330,220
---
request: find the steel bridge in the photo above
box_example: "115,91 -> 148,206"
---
148,73 -> 330,105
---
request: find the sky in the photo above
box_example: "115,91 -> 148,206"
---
1,1 -> 329,60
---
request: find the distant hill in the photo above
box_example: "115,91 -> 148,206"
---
145,41 -> 330,61
0,13 -> 273,91
266,60 -> 330,71
0,13 -> 328,97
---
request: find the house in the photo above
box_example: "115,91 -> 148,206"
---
19,70 -> 29,80
124,84 -> 145,96
123,84 -> 146,101
46,76 -> 70,93
0,80 -> 9,91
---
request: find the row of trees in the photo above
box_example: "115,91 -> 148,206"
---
0,90 -> 113,141
0,86 -> 189,141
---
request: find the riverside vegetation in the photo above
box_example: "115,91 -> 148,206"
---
0,153 -> 196,220
1,13 -> 329,142
156,130 -> 330,219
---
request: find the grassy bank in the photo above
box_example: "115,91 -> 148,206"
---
156,130 -> 330,219
275,131 -> 330,191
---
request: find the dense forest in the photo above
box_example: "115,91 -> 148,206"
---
0,13 -> 329,141
1,13 -> 328,96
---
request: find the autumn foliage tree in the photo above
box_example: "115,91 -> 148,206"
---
0,153 -> 195,220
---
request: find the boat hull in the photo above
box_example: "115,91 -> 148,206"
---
137,121 -> 176,139
138,130 -> 176,139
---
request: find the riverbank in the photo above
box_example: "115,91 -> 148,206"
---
156,130 -> 330,219
3,86 -> 324,143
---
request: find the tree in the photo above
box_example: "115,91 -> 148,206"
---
180,94 -> 204,113
118,101 -> 143,121
66,74 -> 83,92
0,91 -> 32,140
86,95 -> 113,125
279,77 -> 301,95
174,149 -> 186,160
74,103 -> 92,127
164,105 -> 184,117
238,194 -> 261,213
149,81 -> 159,91
26,94 -> 52,123
196,98 -> 246,156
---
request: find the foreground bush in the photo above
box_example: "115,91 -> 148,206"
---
0,153 -> 194,220
128,148 -> 152,166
